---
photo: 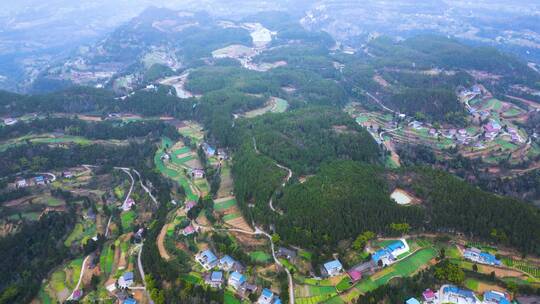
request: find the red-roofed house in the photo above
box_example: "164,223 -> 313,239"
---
484,121 -> 502,133
423,289 -> 436,303
182,225 -> 197,236
347,270 -> 362,282
122,198 -> 135,211
185,201 -> 197,211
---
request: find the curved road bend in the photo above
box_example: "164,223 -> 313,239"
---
67,255 -> 91,301
249,137 -> 295,303
82,165 -> 153,303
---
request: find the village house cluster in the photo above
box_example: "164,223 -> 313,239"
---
405,285 -> 511,304
195,249 -> 282,303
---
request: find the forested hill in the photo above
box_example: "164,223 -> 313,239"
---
409,168 -> 540,255
235,107 -> 381,175
275,161 -> 424,251
231,107 -> 382,228
270,161 -> 540,256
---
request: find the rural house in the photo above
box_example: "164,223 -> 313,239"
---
322,259 -> 343,277
205,271 -> 224,288
196,249 -> 218,270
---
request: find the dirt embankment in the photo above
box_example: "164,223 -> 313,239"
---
157,223 -> 172,261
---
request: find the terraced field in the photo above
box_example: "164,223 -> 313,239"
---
502,258 -> 540,279
178,121 -> 205,144
154,140 -> 201,201
100,244 -> 115,275
64,220 -> 97,247
40,257 -> 84,302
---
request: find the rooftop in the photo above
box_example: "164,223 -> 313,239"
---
123,272 -> 134,281
200,249 -> 218,263
406,298 -> 421,304
220,255 -> 235,265
261,288 -> 274,298
324,260 -> 343,271
211,271 -> 223,281
230,271 -> 246,283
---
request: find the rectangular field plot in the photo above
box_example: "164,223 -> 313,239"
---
214,198 -> 237,211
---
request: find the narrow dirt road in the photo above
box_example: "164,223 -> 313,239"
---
67,255 -> 90,300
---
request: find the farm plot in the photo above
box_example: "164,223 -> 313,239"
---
178,121 -> 205,144
41,257 -> 84,302
250,251 -> 272,263
242,97 -> 289,118
155,140 -> 200,201
224,291 -> 243,304
121,210 -> 136,231
214,196 -> 252,231
502,258 -> 540,279
217,162 -> 234,198
214,197 -> 237,211
64,220 -> 97,247
100,243 -> 115,275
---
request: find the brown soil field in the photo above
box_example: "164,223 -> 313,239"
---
217,168 -> 234,198
476,282 -> 507,295
157,223 -> 171,261
184,158 -> 203,169
176,152 -> 193,159
230,230 -> 266,247
479,264 -> 529,279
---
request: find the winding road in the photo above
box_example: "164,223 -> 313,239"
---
252,136 -> 293,214
247,136 -> 294,302
67,255 -> 91,301
268,162 -> 292,214
132,169 -> 159,207
192,220 -> 295,304
104,167 -> 135,237
81,165 -> 153,303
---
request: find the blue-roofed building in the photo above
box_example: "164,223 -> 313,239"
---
35,176 -> 46,185
228,271 -> 246,290
322,259 -> 343,277
258,288 -> 275,304
441,284 -> 480,303
371,239 -> 410,266
123,298 -> 137,304
480,252 -> 501,266
484,290 -> 511,304
118,271 -> 134,289
205,271 -> 224,288
196,249 -> 218,270
405,298 -> 421,304
463,248 -> 501,266
219,255 -> 237,271
202,143 -> 216,156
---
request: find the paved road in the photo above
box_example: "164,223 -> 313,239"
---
104,168 -> 135,237
365,91 -> 402,115
67,255 -> 90,300
248,137 -> 295,303
82,164 -> 153,303
269,163 -> 292,214
38,172 -> 57,182
132,169 -> 159,207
